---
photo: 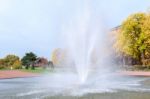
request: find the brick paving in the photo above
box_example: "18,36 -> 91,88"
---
121,71 -> 150,77
0,70 -> 150,79
0,70 -> 38,79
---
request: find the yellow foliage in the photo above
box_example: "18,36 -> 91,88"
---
12,60 -> 22,69
114,12 -> 150,66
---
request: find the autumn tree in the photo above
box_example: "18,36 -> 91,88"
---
114,12 -> 150,66
12,60 -> 22,69
0,54 -> 21,69
51,48 -> 72,67
4,55 -> 21,69
0,59 -> 6,69
141,13 -> 150,66
51,48 -> 64,66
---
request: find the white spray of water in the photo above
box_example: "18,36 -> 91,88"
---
62,0 -> 109,83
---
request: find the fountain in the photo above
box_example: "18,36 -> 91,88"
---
61,0 -> 111,84
0,0 -> 150,99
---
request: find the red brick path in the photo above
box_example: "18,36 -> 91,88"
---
0,70 -> 39,79
121,71 -> 150,77
0,70 -> 150,79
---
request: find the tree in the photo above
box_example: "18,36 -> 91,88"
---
51,48 -> 70,67
0,54 -> 21,69
5,55 -> 19,66
4,55 -> 20,68
114,12 -> 150,66
51,48 -> 63,66
12,60 -> 22,69
0,59 -> 6,69
21,52 -> 37,69
141,13 -> 150,66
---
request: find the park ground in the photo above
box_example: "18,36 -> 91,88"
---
1,68 -> 150,79
0,68 -> 51,79
0,70 -> 39,79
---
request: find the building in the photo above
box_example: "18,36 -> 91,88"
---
34,57 -> 53,68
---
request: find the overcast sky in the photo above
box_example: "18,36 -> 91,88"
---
0,0 -> 149,59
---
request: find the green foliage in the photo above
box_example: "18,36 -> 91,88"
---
21,52 -> 37,69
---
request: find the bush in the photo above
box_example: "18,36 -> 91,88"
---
142,59 -> 150,66
0,65 -> 5,69
0,59 -> 6,69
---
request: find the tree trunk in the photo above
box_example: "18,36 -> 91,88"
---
137,52 -> 142,65
31,62 -> 35,70
141,50 -> 145,66
25,65 -> 29,69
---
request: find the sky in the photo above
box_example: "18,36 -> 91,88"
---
0,0 -> 150,60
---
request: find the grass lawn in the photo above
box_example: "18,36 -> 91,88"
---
0,66 -> 53,74
21,67 -> 53,74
